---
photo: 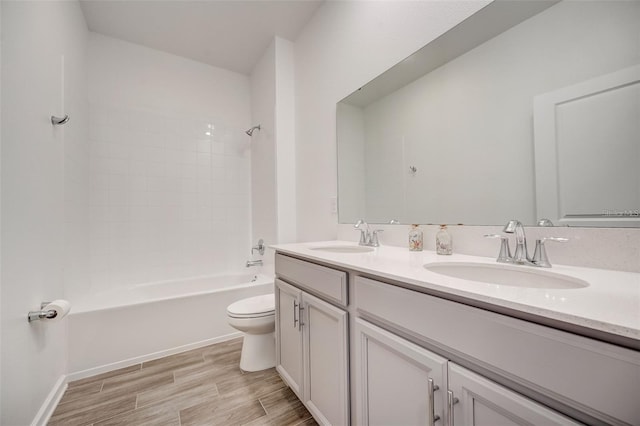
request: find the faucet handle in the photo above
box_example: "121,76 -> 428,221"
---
251,239 -> 265,256
484,234 -> 512,263
539,237 -> 569,243
532,237 -> 568,268
369,229 -> 384,247
354,219 -> 370,245
368,229 -> 384,247
537,218 -> 554,227
356,229 -> 368,246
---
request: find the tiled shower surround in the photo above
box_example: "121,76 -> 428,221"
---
88,104 -> 252,292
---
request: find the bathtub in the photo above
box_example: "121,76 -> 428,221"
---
67,273 -> 273,380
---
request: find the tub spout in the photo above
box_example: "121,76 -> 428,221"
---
246,260 -> 263,267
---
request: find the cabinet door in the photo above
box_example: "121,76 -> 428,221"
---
303,291 -> 349,426
355,319 -> 448,426
275,278 -> 304,399
448,363 -> 581,426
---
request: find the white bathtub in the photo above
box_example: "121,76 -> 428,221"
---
67,273 -> 273,380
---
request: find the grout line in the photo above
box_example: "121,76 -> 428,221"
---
90,404 -> 137,426
213,383 -> 220,397
258,386 -> 283,402
293,416 -> 314,426
258,396 -> 268,416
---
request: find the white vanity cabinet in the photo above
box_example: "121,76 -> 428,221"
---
273,247 -> 639,426
355,319 -> 578,426
275,278 -> 304,398
275,254 -> 349,426
355,319 -> 447,426
448,363 -> 579,426
355,275 -> 640,425
302,291 -> 349,426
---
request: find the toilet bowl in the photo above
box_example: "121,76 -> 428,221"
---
226,293 -> 275,372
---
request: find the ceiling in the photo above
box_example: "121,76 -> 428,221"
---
79,0 -> 323,75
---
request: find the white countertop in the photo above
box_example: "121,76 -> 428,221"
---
272,241 -> 640,343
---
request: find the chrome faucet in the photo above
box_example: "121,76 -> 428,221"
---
246,260 -> 263,267
503,220 -> 531,265
485,220 -> 568,268
354,219 -> 384,247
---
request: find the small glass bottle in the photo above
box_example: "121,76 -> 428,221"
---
408,224 -> 423,251
436,224 -> 452,255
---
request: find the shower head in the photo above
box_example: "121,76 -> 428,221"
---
245,125 -> 261,136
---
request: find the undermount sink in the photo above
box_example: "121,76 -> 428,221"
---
424,262 -> 588,289
309,245 -> 375,253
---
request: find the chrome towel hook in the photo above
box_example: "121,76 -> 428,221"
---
51,114 -> 70,126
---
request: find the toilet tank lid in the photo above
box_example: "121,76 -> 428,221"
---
227,294 -> 275,316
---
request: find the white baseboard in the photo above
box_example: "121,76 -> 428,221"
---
66,332 -> 242,382
31,375 -> 67,426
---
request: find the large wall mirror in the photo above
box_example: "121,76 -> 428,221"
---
337,0 -> 639,227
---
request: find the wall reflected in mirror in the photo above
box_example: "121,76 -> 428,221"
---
337,0 -> 639,227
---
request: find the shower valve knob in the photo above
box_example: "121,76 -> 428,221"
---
251,239 -> 265,256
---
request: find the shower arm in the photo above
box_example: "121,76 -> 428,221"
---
245,125 -> 261,136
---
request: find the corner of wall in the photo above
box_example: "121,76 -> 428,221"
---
274,37 -> 297,244
0,0 -> 3,420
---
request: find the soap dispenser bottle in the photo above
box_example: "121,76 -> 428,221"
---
408,224 -> 423,251
436,224 -> 452,255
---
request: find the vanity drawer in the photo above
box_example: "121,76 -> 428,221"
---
355,276 -> 640,425
275,253 -> 348,307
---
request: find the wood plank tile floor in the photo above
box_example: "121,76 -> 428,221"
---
49,338 -> 317,426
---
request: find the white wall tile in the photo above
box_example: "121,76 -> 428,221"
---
88,104 -> 252,290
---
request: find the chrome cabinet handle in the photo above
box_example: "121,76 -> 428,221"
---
293,300 -> 298,328
298,305 -> 305,330
428,378 -> 440,424
447,390 -> 459,426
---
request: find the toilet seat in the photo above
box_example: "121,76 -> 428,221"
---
227,294 -> 274,319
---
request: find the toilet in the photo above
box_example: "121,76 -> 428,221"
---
226,293 -> 276,372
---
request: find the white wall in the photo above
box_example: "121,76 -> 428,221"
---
84,33 -> 252,296
274,37 -> 297,245
0,1 -> 3,421
1,1 -> 89,424
64,12 -> 91,306
360,0 -> 638,225
250,36 -> 297,266
250,40 -> 278,261
293,0 -> 491,241
0,2 -> 3,421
